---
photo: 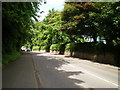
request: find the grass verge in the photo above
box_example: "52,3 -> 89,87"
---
2,51 -> 21,66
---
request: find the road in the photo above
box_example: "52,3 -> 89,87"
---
3,51 -> 119,89
31,51 -> 119,88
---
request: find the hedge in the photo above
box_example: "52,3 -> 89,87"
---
2,51 -> 21,66
32,46 -> 39,50
65,42 -> 120,55
50,43 -> 65,51
50,44 -> 61,51
40,45 -> 50,52
65,42 -> 76,51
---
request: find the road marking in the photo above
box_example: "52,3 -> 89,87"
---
38,52 -> 118,87
57,63 -> 118,87
70,64 -> 118,87
84,69 -> 118,86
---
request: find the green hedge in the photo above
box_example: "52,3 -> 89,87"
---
50,43 -> 65,54
65,42 -> 76,51
40,46 -> 46,50
40,45 -> 50,52
32,45 -> 50,51
32,46 -> 39,50
65,42 -> 120,54
65,42 -> 104,53
50,44 -> 61,51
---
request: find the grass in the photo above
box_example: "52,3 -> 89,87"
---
2,51 -> 21,66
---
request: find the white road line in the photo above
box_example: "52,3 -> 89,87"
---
39,53 -> 118,87
71,64 -> 118,87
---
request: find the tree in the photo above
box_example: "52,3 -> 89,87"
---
61,2 -> 120,46
96,2 -> 120,45
2,2 -> 40,53
61,2 -> 101,43
27,9 -> 70,50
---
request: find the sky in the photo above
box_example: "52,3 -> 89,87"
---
37,0 -> 65,21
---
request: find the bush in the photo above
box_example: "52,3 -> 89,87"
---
50,44 -> 61,51
41,46 -> 46,50
65,42 -> 116,54
2,51 -> 20,66
40,45 -> 50,52
32,46 -> 39,51
65,42 -> 76,51
74,42 -> 96,53
65,42 -> 100,53
50,43 -> 65,54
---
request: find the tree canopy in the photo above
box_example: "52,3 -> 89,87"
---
61,2 -> 120,45
2,2 -> 40,53
25,9 -> 70,50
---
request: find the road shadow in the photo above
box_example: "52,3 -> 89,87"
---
32,53 -> 88,88
27,51 -> 48,55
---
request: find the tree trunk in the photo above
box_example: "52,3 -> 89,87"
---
93,35 -> 97,43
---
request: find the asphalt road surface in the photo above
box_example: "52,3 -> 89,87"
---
3,51 -> 119,89
31,51 -> 119,88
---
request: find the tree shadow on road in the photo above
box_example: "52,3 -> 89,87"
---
33,53 -> 88,88
30,51 -> 47,55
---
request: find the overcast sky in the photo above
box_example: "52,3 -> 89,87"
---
37,0 -> 65,21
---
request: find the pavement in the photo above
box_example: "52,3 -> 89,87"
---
2,51 -> 119,89
2,52 -> 38,88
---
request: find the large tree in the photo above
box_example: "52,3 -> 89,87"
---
27,9 -> 70,49
96,2 -> 120,45
61,2 -> 100,42
61,2 -> 120,45
2,2 -> 40,53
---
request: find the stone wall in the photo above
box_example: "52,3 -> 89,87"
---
64,51 -> 116,65
50,50 -> 60,55
50,50 -> 117,65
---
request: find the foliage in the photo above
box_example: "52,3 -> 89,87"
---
32,46 -> 39,51
40,45 -> 50,51
2,50 -> 21,66
2,2 -> 41,66
96,2 -> 120,45
40,46 -> 47,50
50,44 -> 62,51
2,2 -> 40,54
61,2 -> 120,45
26,9 -> 70,50
65,42 -> 76,51
61,2 -> 100,42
